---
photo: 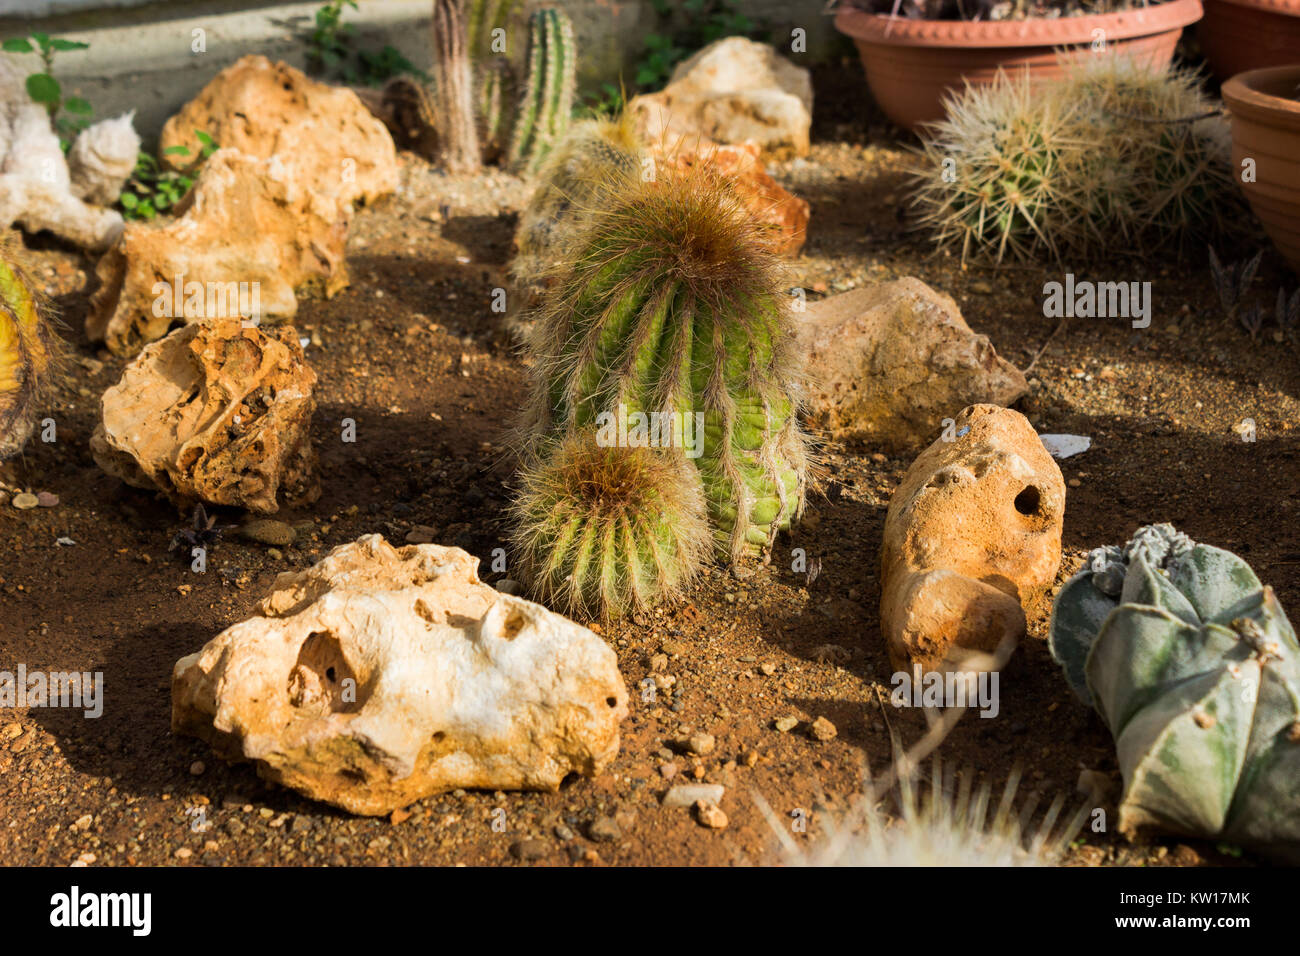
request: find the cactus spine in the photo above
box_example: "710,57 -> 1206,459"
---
1049,523 -> 1300,862
519,164 -> 810,565
0,239 -> 56,460
507,7 -> 576,175
432,0 -> 481,174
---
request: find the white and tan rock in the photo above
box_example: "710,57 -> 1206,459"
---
171,535 -> 630,816
879,404 -> 1064,675
801,279 -> 1028,453
91,317 -> 318,514
86,149 -> 351,355
159,55 -> 397,213
629,36 -> 812,159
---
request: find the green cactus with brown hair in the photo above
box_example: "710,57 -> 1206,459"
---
0,238 -> 57,461
510,429 -> 711,621
506,6 -> 576,175
1050,523 -> 1300,862
517,162 -> 810,567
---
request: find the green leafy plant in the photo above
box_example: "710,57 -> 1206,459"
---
2,32 -> 92,148
631,0 -> 762,92
306,0 -> 358,76
1049,523 -> 1300,863
119,130 -> 218,221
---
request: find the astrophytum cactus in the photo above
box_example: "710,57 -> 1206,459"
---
520,163 -> 810,563
0,238 -> 56,460
1049,523 -> 1300,861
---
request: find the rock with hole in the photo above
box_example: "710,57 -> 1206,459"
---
880,404 -> 1064,675
171,534 -> 629,815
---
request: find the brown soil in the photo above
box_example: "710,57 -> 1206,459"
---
1,68 -> 1296,868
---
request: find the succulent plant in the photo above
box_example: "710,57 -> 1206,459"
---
510,113 -> 642,298
1049,523 -> 1300,861
0,238 -> 57,461
507,6 -> 576,175
432,0 -> 481,174
509,429 -> 710,621
518,162 -> 810,564
910,57 -> 1242,263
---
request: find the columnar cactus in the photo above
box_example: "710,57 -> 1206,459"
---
519,164 -> 810,565
506,7 -> 576,175
1049,523 -> 1300,861
509,429 -> 711,620
0,239 -> 56,460
468,0 -> 521,163
432,0 -> 481,174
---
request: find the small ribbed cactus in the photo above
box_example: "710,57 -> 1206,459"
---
511,113 -> 642,296
519,163 -> 810,564
507,6 -> 576,175
1049,523 -> 1300,862
0,239 -> 56,460
510,430 -> 711,620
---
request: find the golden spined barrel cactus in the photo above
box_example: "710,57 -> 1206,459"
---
1049,523 -> 1300,862
0,239 -> 56,460
520,163 -> 810,564
509,429 -> 711,621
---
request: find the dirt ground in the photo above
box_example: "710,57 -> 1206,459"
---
1,63 -> 1296,868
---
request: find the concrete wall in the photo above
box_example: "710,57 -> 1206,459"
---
0,0 -> 845,143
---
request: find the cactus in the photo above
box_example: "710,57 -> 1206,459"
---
468,0 -> 521,164
0,238 -> 56,460
1049,523 -> 1300,861
519,163 -> 810,564
507,7 -> 576,175
432,0 -> 481,174
510,113 -> 642,297
910,56 -> 1242,263
509,429 -> 711,621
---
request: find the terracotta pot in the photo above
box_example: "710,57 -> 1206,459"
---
1222,65 -> 1300,274
1199,0 -> 1300,81
834,0 -> 1204,130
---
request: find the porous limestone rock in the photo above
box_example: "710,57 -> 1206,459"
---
91,317 -> 318,514
880,404 -> 1064,675
663,142 -> 809,257
85,149 -> 350,356
172,534 -> 630,815
800,279 -> 1027,452
159,55 -> 397,213
66,111 -> 140,207
629,37 -> 812,159
0,56 -> 134,250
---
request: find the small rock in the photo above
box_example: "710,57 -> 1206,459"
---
175,847 -> 193,860
694,800 -> 728,829
239,518 -> 295,546
494,578 -> 522,595
553,823 -> 575,841
658,762 -> 678,780
390,807 -> 412,825
686,733 -> 715,756
12,492 -> 39,510
587,816 -> 622,843
36,491 -> 58,507
809,716 -> 837,742
188,760 -> 205,776
662,783 -> 725,809
774,716 -> 799,733
510,839 -> 549,861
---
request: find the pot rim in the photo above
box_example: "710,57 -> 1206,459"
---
1202,0 -> 1300,16
833,0 -> 1203,48
1222,64 -> 1300,123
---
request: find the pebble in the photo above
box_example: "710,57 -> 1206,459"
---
494,578 -> 522,595
36,491 -> 58,507
809,716 -> 837,742
405,525 -> 439,544
759,661 -> 777,676
658,762 -> 678,780
390,808 -> 412,825
694,800 -> 728,829
239,519 -> 295,546
175,847 -> 193,860
553,823 -> 575,841
12,492 -> 39,510
774,716 -> 799,733
510,839 -> 549,861
662,783 -> 725,809
587,816 -> 622,843
686,733 -> 715,756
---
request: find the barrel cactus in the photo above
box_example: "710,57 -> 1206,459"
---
0,239 -> 57,460
509,429 -> 710,620
518,163 -> 810,565
1049,523 -> 1300,861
